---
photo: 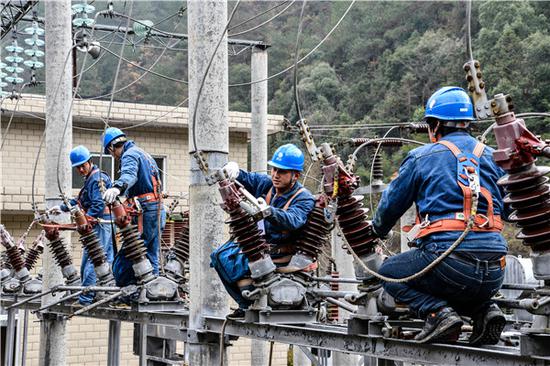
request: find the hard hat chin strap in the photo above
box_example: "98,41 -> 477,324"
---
428,121 -> 441,143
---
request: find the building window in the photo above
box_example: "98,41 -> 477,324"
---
152,155 -> 167,190
72,154 -> 114,189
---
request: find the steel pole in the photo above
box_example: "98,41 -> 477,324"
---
40,1 -> 73,365
4,307 -> 17,366
187,1 -> 230,365
107,320 -> 121,366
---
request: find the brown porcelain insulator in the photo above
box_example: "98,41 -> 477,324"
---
369,150 -> 384,182
25,231 -> 45,270
350,138 -> 404,147
327,271 -> 340,321
80,231 -> 108,268
24,246 -> 43,270
1,251 -> 11,270
162,220 -> 175,250
408,123 -> 430,133
119,224 -> 148,262
336,194 -> 377,256
226,206 -> 269,262
294,206 -> 332,260
173,214 -> 190,264
48,238 -> 74,268
6,246 -> 25,272
498,163 -> 550,250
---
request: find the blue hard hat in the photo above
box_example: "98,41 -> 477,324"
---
268,144 -> 304,172
70,145 -> 91,167
102,127 -> 126,153
424,87 -> 475,121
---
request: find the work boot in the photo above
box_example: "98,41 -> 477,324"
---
414,307 -> 463,343
469,304 -> 506,346
226,308 -> 246,320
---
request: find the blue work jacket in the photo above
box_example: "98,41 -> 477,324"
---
113,141 -> 161,199
236,170 -> 315,246
62,164 -> 112,219
373,131 -> 510,253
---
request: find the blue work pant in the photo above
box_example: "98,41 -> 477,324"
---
378,245 -> 505,319
80,220 -> 114,305
113,201 -> 165,287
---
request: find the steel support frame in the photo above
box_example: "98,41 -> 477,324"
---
1,300 -> 548,366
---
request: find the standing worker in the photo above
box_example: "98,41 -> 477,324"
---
212,143 -> 316,319
372,87 -> 509,344
49,145 -> 114,305
101,127 -> 165,287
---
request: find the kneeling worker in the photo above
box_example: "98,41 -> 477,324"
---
373,87 -> 509,344
212,144 -> 315,319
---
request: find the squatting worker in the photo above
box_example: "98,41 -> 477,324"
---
211,144 -> 315,319
372,87 -> 509,344
49,145 -> 114,305
101,127 -> 165,287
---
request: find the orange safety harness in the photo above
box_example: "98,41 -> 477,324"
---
265,187 -> 305,210
125,152 -> 163,233
409,140 -> 503,240
265,187 -> 305,258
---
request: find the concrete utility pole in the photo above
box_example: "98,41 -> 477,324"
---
40,1 -> 73,365
249,45 -> 269,365
187,1 -> 229,365
250,46 -> 269,173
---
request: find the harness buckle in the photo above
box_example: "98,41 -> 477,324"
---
476,214 -> 490,228
406,215 -> 430,243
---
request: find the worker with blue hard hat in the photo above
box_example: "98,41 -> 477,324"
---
49,145 -> 114,305
211,143 -> 316,319
371,87 -> 509,344
101,127 -> 165,287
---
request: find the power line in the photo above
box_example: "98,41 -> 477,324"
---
228,0 -> 356,88
229,1 -> 294,37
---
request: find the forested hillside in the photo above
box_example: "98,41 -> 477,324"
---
72,1 -> 550,134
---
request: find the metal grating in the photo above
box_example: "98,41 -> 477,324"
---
1,0 -> 38,40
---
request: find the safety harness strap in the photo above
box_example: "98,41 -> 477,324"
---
411,140 -> 502,239
265,187 -> 304,210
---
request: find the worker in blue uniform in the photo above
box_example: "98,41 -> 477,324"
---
101,127 -> 165,287
372,87 -> 509,344
214,144 -> 316,319
49,145 -> 114,305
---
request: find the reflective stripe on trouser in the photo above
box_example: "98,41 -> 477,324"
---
112,202 -> 165,287
80,221 -> 114,304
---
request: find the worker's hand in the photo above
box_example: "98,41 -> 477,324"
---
223,161 -> 240,181
102,187 -> 121,204
47,205 -> 62,216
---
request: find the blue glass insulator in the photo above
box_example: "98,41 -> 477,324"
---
5,45 -> 24,53
5,66 -> 23,73
24,60 -> 44,69
5,76 -> 24,84
24,39 -> 45,47
5,56 -> 24,63
24,49 -> 45,57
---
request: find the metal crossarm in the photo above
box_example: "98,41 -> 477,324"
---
1,0 -> 38,39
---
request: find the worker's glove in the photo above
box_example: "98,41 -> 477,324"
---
47,205 -> 63,216
103,187 -> 121,204
223,161 -> 240,181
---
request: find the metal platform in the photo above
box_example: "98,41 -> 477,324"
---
2,297 -> 548,366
